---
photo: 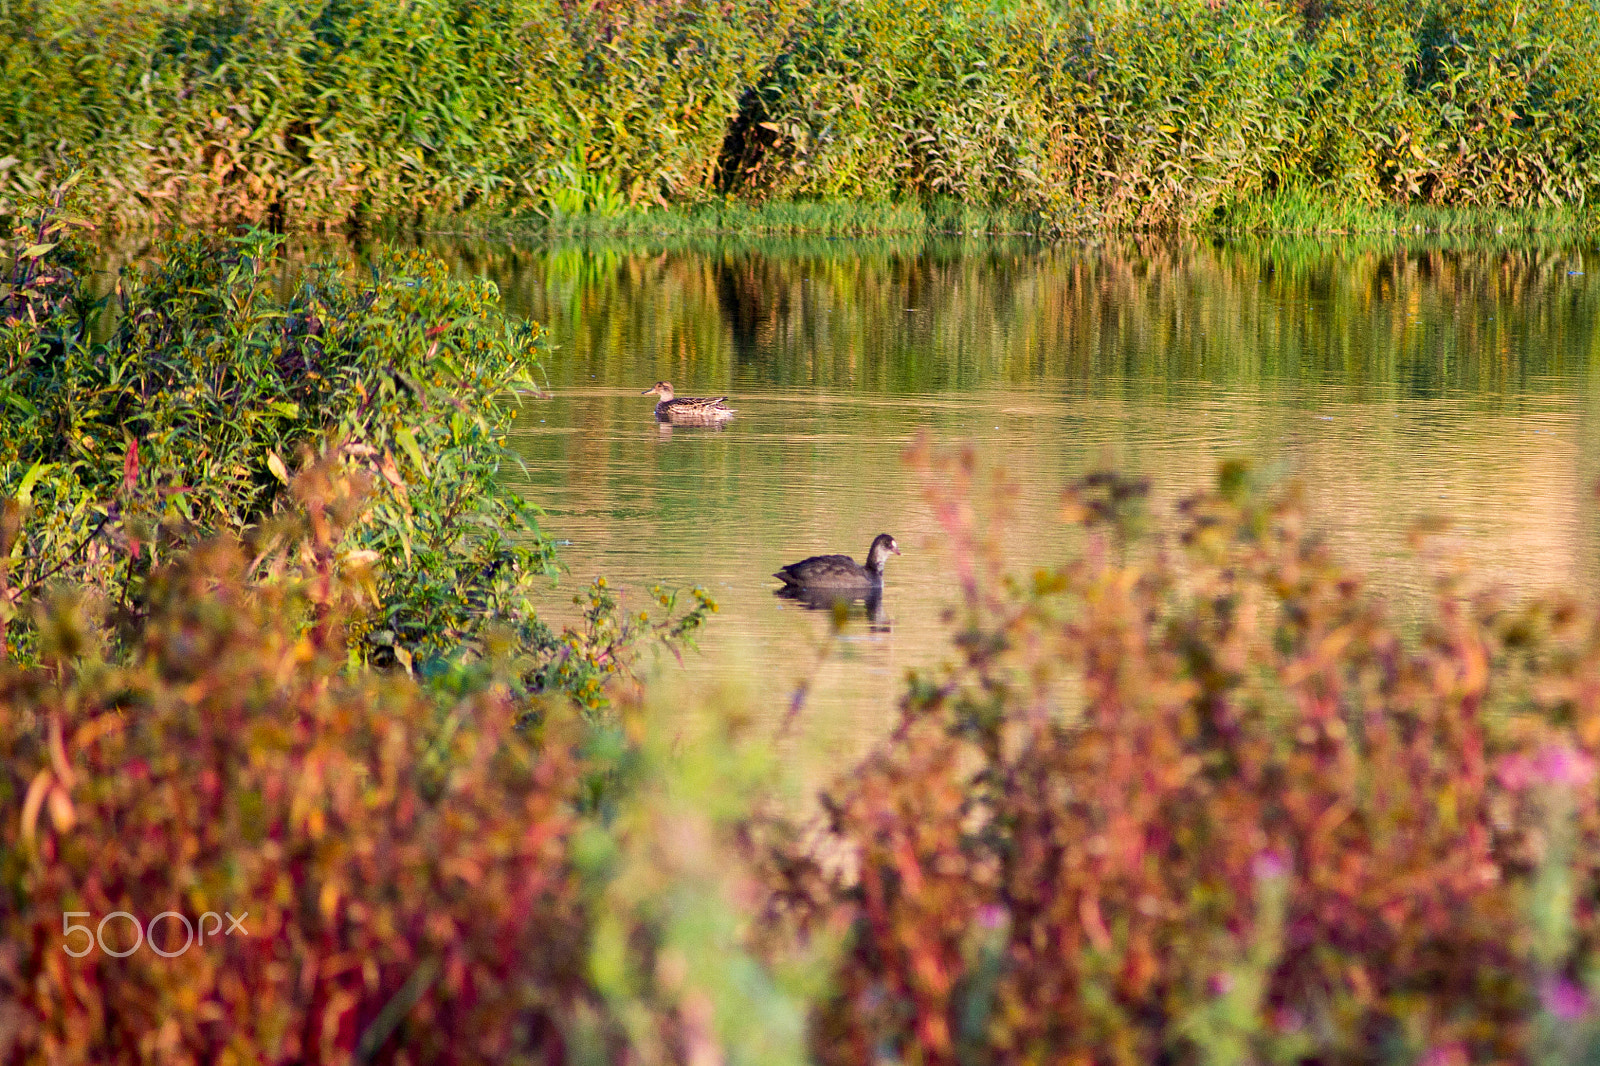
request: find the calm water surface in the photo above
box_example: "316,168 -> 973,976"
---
446,236 -> 1600,766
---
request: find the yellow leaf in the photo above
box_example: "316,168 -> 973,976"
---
19,769 -> 51,847
47,785 -> 75,833
266,451 -> 290,485
16,460 -> 53,506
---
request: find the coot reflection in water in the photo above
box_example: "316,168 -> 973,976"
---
774,586 -> 891,633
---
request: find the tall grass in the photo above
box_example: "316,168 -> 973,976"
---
6,0 -> 1600,233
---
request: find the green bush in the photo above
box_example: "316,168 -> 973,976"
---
0,180 -> 713,699
1,176 -> 551,668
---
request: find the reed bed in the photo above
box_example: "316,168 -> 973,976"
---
5,0 -> 1600,234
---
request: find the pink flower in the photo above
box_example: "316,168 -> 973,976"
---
1535,745 -> 1596,789
1498,744 -> 1597,792
1540,976 -> 1592,1022
976,904 -> 1008,931
1418,1043 -> 1468,1066
1252,850 -> 1288,882
1272,1007 -> 1304,1033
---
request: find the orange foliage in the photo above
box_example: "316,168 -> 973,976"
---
0,465 -> 594,1064
776,450 -> 1600,1064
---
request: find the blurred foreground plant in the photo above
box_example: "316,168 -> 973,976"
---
0,455 -> 800,1065
768,444 -> 1600,1065
0,457 -> 596,1063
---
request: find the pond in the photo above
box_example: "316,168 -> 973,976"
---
440,234 -> 1600,770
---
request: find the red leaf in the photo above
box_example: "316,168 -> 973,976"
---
121,439 -> 139,495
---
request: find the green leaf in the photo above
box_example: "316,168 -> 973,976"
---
15,461 -> 54,506
3,393 -> 39,419
395,426 -> 431,478
19,243 -> 57,260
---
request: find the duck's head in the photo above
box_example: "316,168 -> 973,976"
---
641,381 -> 675,400
866,533 -> 902,573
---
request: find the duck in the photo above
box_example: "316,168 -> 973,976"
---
773,533 -> 900,590
641,381 -> 735,426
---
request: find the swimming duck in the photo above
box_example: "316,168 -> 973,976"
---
773,534 -> 900,590
641,381 -> 735,426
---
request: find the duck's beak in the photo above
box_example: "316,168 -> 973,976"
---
640,387 -> 657,395
891,544 -> 902,555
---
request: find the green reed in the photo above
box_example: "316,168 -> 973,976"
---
5,0 -> 1600,233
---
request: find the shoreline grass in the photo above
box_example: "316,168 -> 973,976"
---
1213,190 -> 1600,240
394,198 -> 1051,242
391,194 -> 1600,249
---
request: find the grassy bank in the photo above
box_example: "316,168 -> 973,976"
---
1215,191 -> 1600,239
6,0 -> 1600,234
416,199 -> 1048,240
422,194 -> 1600,241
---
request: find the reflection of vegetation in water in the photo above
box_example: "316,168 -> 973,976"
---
428,235 -> 1600,403
493,228 -> 1600,718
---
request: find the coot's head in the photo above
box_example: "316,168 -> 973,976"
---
866,533 -> 902,572
641,381 -> 675,399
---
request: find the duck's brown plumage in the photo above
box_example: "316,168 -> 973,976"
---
773,534 -> 900,589
641,381 -> 735,425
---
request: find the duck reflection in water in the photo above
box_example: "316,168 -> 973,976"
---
774,585 -> 891,632
655,420 -> 729,442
